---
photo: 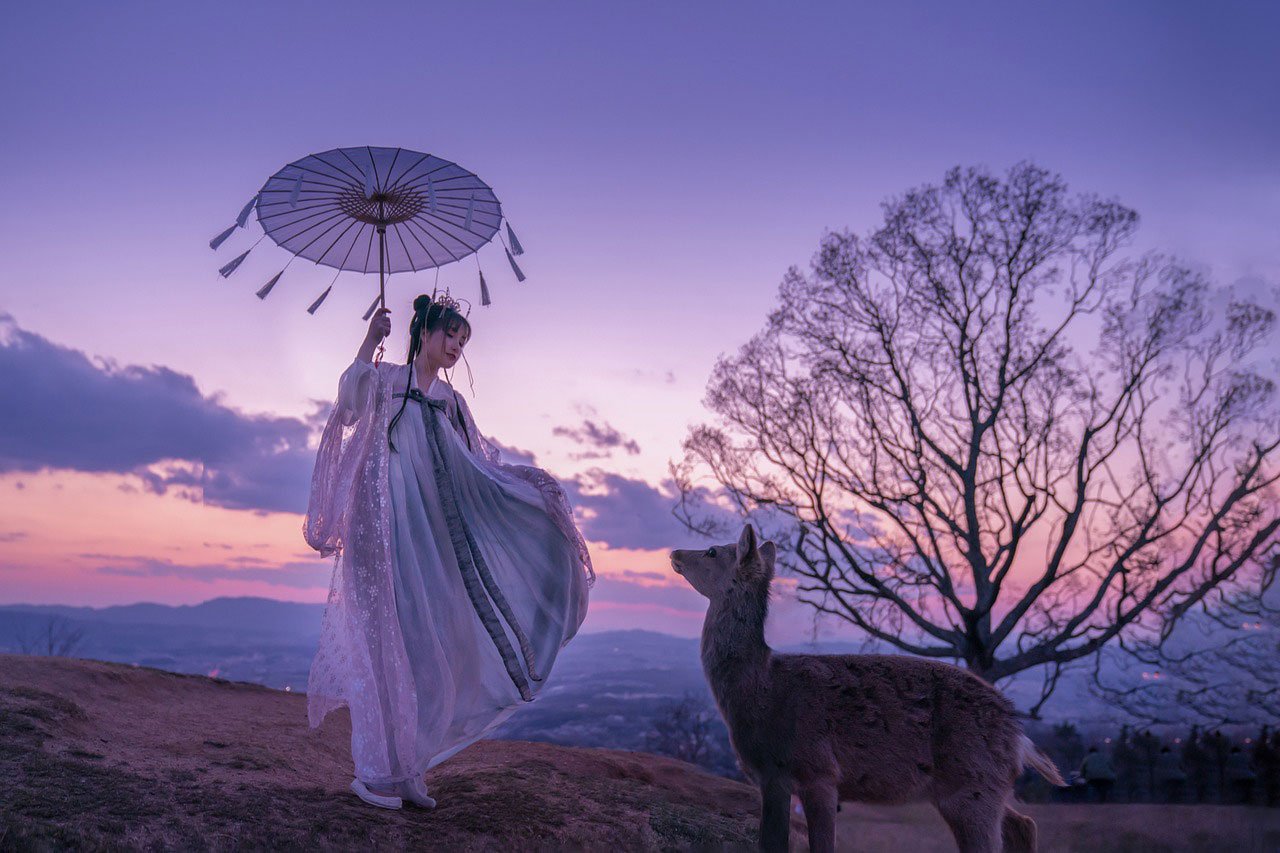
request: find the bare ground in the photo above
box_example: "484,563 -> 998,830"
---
3,654 -> 1276,851
0,654 -> 802,851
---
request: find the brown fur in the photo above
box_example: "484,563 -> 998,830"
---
670,524 -> 1064,853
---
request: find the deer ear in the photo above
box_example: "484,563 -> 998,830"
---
737,523 -> 758,561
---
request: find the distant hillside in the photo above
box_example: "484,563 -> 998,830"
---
0,597 -> 1139,733
0,654 -> 800,850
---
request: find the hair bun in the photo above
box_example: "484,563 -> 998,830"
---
413,294 -> 433,313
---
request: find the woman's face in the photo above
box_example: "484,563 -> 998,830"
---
420,319 -> 470,369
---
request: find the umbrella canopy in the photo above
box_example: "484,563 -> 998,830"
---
258,146 -> 502,274
210,145 -> 526,315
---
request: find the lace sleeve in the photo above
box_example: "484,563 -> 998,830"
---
335,358 -> 378,427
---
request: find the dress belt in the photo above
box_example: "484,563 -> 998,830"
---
395,389 -> 541,701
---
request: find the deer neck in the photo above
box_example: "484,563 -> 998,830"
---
700,578 -> 771,705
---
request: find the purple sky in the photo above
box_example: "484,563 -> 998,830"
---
1,1 -> 1277,639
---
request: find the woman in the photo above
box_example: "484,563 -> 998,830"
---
304,292 -> 593,810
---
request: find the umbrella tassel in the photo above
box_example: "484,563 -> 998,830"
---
219,249 -> 250,278
506,248 -> 526,282
209,225 -> 236,251
506,222 -> 525,256
362,293 -> 382,321
427,176 -> 437,212
289,173 -> 302,208
465,194 -> 475,231
236,194 -> 259,228
479,269 -> 491,306
306,285 -> 333,315
256,269 -> 285,300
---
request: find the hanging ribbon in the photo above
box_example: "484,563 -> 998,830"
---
506,222 -> 524,256
479,269 -> 491,306
218,249 -> 250,278
289,173 -> 302,208
363,165 -> 376,199
209,225 -> 236,251
506,248 -> 526,282
464,193 -> 475,231
426,175 -> 437,212
256,269 -> 284,300
236,194 -> 258,228
362,293 -> 382,321
306,284 -> 332,314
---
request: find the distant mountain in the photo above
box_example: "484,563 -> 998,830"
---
0,596 -> 1141,749
0,597 -> 325,636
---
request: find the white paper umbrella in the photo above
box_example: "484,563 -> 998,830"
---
210,145 -> 527,316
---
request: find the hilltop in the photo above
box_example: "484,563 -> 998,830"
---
0,654 -> 799,850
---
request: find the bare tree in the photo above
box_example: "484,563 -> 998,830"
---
1092,552 -> 1280,725
646,694 -> 716,765
17,616 -> 86,657
674,163 -> 1280,706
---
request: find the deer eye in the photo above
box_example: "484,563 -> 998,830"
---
706,548 -> 717,558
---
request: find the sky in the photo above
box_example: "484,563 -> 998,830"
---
1,1 -> 1278,641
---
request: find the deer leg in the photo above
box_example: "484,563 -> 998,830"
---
757,775 -> 792,853
935,790 -> 1002,853
798,782 -> 838,853
1000,805 -> 1037,853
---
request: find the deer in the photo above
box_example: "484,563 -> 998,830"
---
669,523 -> 1064,853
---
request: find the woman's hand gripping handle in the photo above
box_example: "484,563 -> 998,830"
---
357,307 -> 391,364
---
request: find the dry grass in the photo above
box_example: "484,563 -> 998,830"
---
0,654 -> 802,851
2,653 -> 1276,851
832,800 -> 1280,852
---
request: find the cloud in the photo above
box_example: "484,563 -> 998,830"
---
587,574 -> 706,612
553,419 -> 641,457
488,438 -> 539,467
564,469 -> 722,551
93,555 -> 330,590
0,314 -> 314,513
0,531 -> 28,543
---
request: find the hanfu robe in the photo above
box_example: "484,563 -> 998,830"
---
304,357 -> 593,786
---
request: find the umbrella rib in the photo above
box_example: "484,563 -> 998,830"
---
328,219 -> 365,271
415,207 -> 493,249
258,204 -> 348,235
396,215 -> 449,268
381,147 -> 402,194
402,217 -> 466,265
361,221 -> 377,272
389,221 -> 418,273
337,148 -> 371,191
280,209 -> 359,257
262,166 -> 351,193
303,216 -> 363,264
385,151 -> 432,196
257,199 -> 343,223
311,152 -> 364,190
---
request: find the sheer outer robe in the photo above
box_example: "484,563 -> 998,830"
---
304,358 -> 593,783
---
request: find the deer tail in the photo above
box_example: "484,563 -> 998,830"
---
1019,734 -> 1066,786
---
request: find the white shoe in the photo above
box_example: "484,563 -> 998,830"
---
397,776 -> 437,809
350,778 -> 402,810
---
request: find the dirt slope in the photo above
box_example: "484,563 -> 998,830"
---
0,654 -> 804,850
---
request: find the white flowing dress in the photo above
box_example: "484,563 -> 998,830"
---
306,358 -> 592,785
